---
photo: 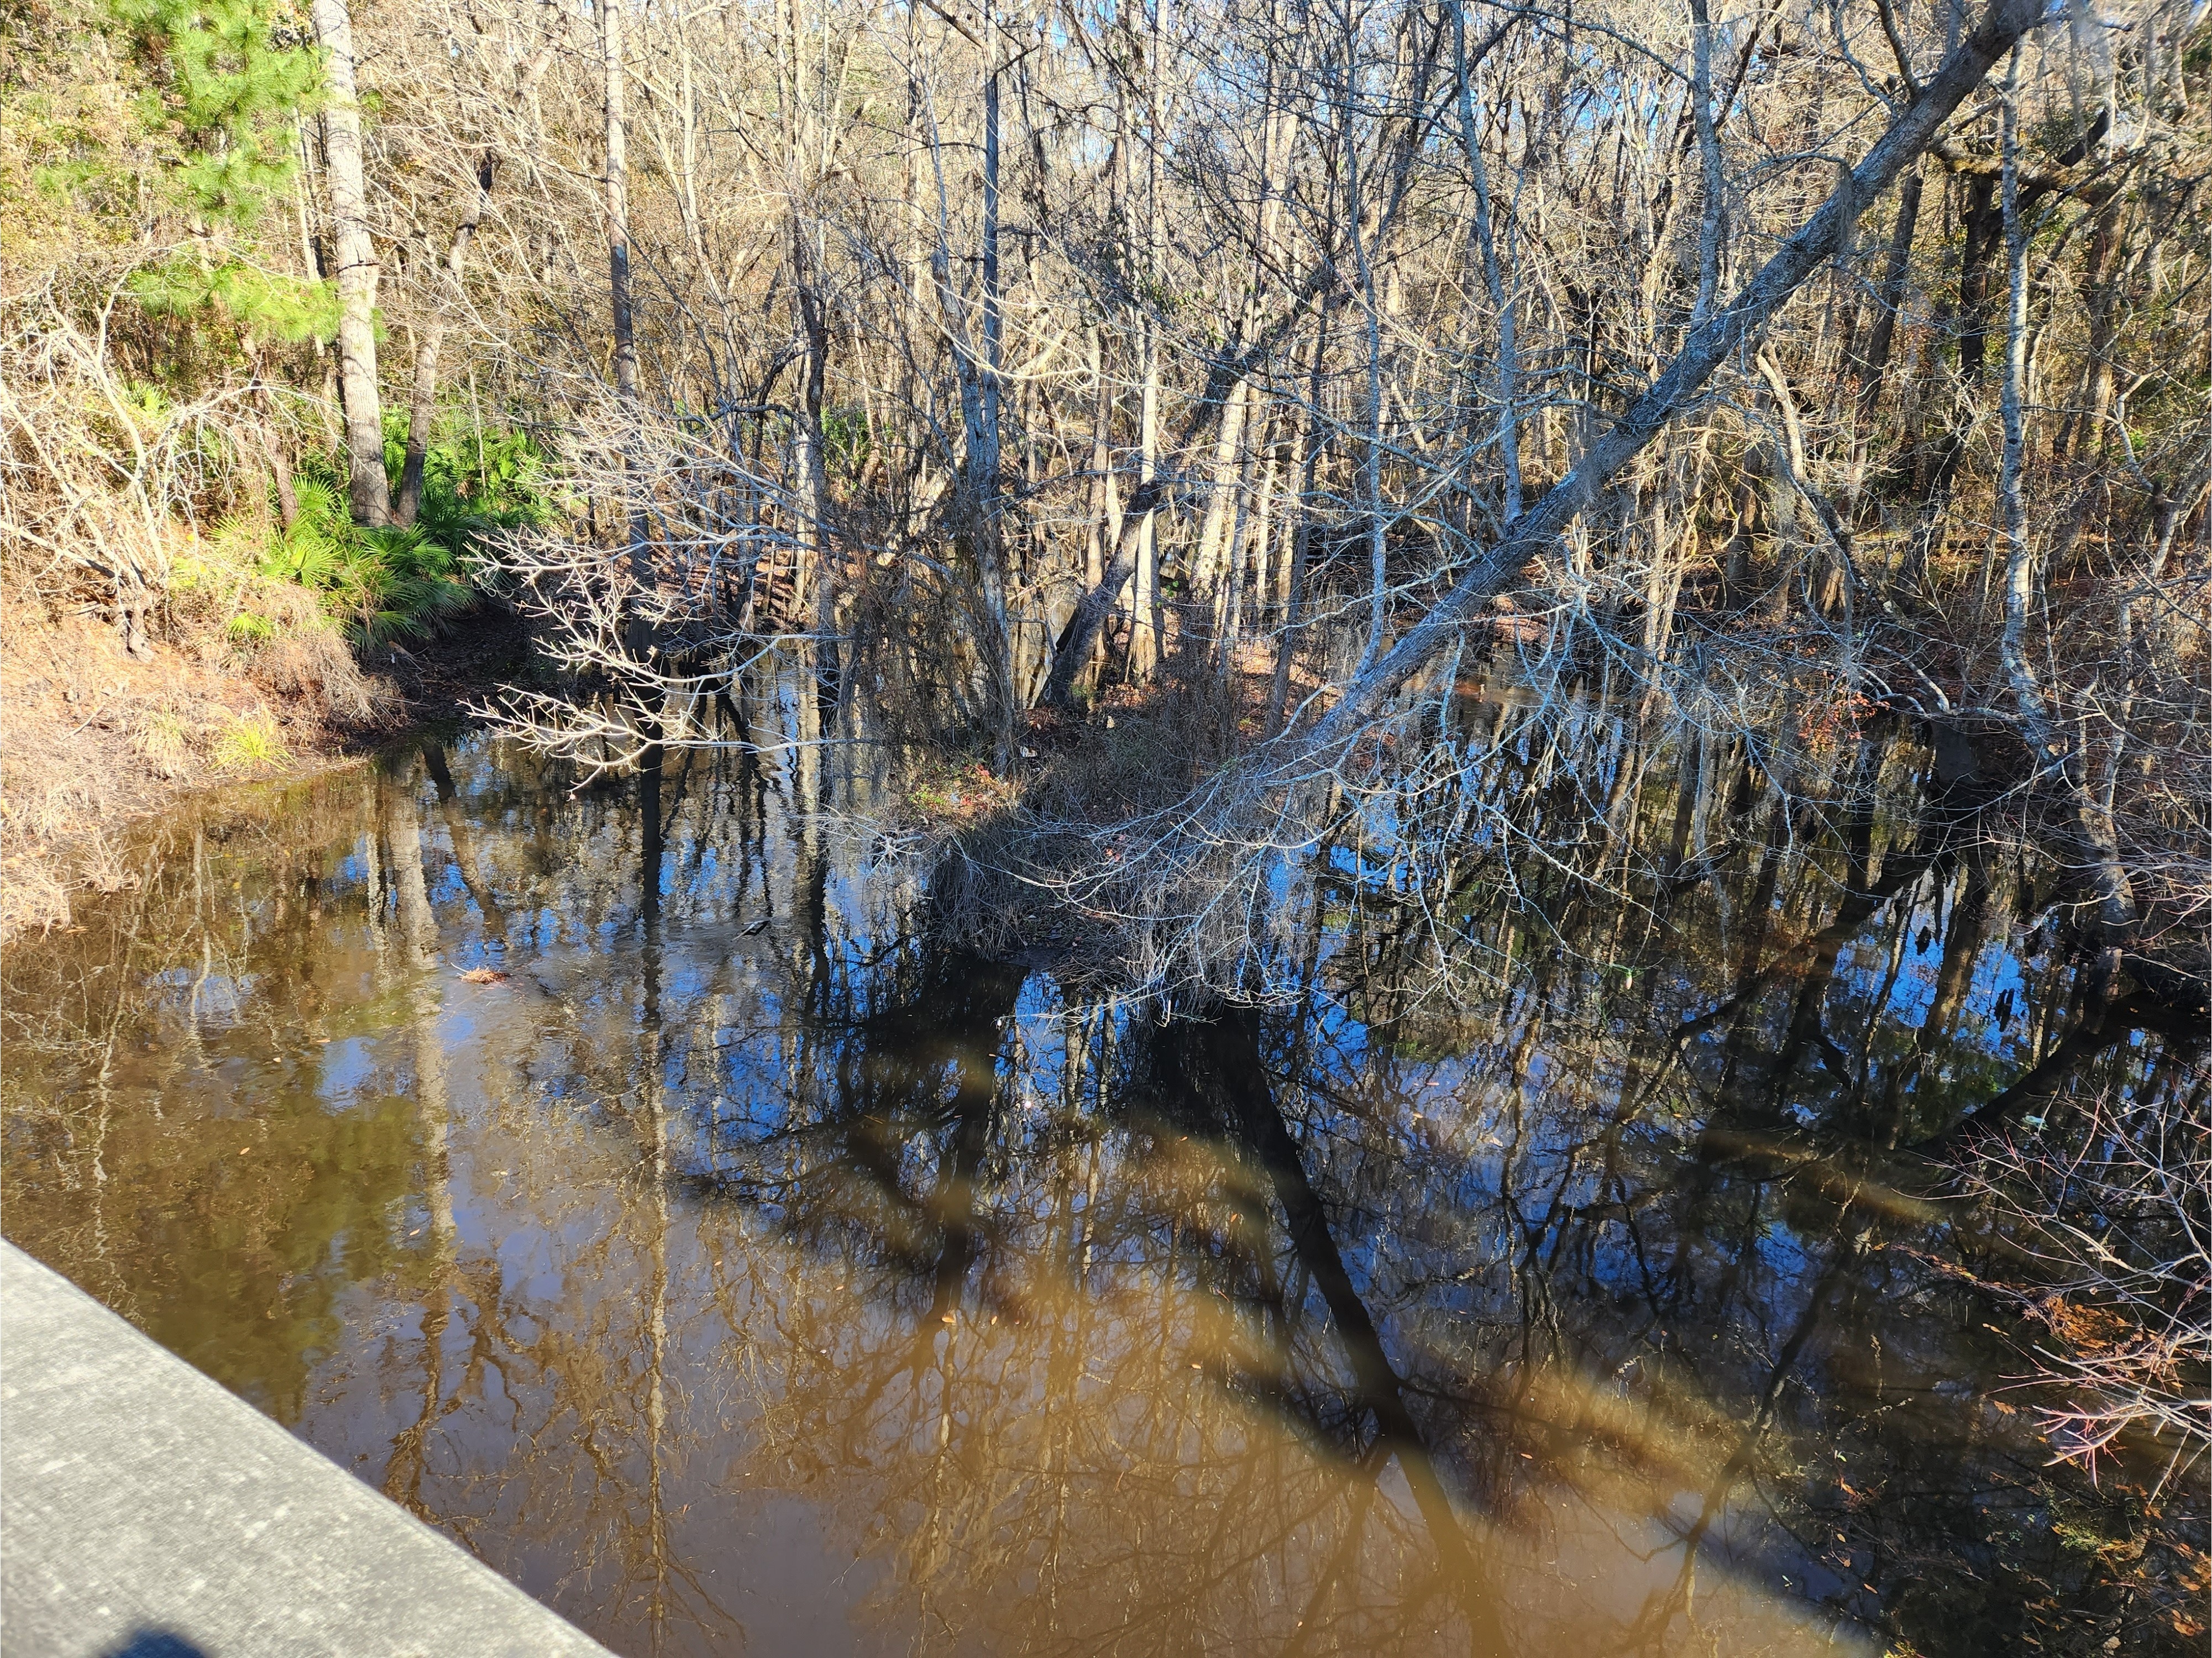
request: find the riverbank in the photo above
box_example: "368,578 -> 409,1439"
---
0,594 -> 530,942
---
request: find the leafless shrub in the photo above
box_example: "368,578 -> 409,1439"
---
0,271 -> 262,645
1956,1083 -> 2211,1491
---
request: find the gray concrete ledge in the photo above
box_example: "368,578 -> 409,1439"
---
0,1241 -> 612,1658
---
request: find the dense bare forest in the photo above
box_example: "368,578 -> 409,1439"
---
7,0 -> 2207,948
3,0 -> 2210,1646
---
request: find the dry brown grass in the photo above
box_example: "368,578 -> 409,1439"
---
0,589 -> 394,940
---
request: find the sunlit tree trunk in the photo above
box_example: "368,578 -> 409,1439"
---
312,0 -> 391,527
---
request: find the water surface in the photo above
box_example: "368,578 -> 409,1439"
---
2,717 -> 2176,1656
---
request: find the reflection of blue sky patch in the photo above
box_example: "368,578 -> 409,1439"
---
315,1038 -> 379,1106
149,964 -> 256,1026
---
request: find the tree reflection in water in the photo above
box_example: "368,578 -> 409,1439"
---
1,695 -> 2192,1658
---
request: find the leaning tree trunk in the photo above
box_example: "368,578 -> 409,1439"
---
312,0 -> 390,527
1275,0 -> 2041,757
1040,476 -> 1167,709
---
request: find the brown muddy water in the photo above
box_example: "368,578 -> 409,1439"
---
0,720 -> 2184,1656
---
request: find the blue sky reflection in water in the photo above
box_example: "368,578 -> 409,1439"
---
0,724 -> 2181,1658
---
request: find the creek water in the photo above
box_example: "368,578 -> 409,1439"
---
0,713 -> 2179,1656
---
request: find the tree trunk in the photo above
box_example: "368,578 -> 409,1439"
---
395,156 -> 490,529
1450,0 -> 1519,524
2068,187 -> 2123,460
605,1 -> 637,411
247,349 -> 299,532
1344,47 -> 1390,678
793,217 -> 837,683
1687,0 -> 1725,328
312,0 -> 390,527
1843,161 -> 1923,530
604,0 -> 653,654
976,14 -> 1013,762
1191,377 -> 1251,599
1267,295 -> 1337,735
1041,476 -> 1167,708
393,323 -> 442,532
1902,169 -> 2001,586
1994,49 -> 2135,943
1082,327 -> 1115,697
1852,166 -> 1922,432
1129,0 -> 1167,683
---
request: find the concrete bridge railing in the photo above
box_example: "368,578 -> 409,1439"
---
0,1241 -> 614,1658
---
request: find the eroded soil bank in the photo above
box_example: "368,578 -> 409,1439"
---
0,597 -> 529,940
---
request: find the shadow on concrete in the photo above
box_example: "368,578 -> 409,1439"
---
103,1634 -> 209,1658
